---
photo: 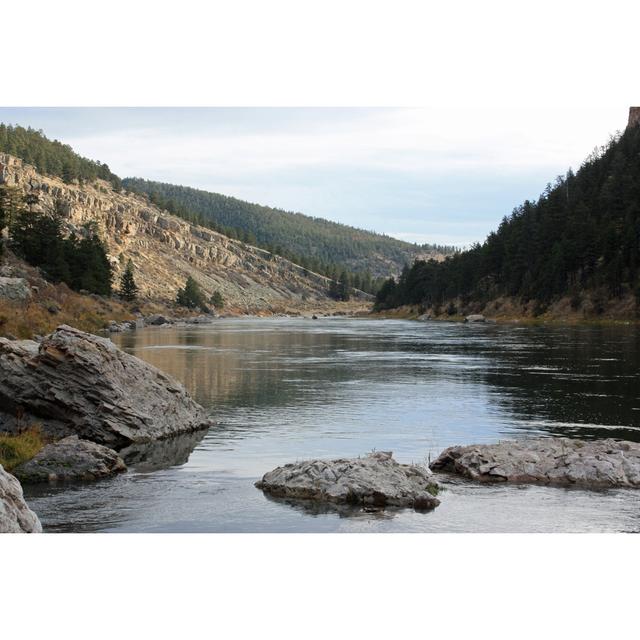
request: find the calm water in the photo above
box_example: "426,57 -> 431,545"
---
24,318 -> 640,532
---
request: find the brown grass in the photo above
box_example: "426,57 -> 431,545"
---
0,254 -> 137,339
0,426 -> 46,471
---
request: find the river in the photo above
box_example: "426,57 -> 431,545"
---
23,317 -> 640,532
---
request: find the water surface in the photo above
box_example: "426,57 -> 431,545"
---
24,318 -> 640,532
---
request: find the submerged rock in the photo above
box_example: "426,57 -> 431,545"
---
430,437 -> 640,488
0,325 -> 213,448
13,435 -> 126,483
256,451 -> 440,511
0,465 -> 42,533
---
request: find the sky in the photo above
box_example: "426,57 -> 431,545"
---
0,106 -> 630,247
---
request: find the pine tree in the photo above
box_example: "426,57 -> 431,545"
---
338,270 -> 352,301
0,185 -> 24,230
210,290 -> 224,309
119,260 -> 139,301
176,276 -> 205,309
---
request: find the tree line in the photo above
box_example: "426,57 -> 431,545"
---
0,187 -> 113,295
122,181 -> 388,295
122,177 -> 455,287
0,124 -> 122,190
376,124 -> 640,313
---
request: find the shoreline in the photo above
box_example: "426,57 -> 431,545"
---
368,306 -> 640,327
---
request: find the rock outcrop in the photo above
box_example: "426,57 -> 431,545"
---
430,438 -> 640,488
0,152 -> 353,311
0,276 -> 32,301
0,325 -> 213,448
256,451 -> 440,511
13,435 -> 126,483
464,314 -> 486,323
0,465 -> 42,533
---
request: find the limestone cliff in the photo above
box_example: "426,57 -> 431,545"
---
0,153 -> 357,311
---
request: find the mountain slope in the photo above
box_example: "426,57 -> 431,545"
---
1,152 -> 365,311
376,116 -> 640,319
122,178 -> 454,277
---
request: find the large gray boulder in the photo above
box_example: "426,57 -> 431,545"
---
0,325 -> 213,448
430,437 -> 640,488
0,465 -> 42,533
0,276 -> 32,301
13,435 -> 126,483
256,451 -> 440,511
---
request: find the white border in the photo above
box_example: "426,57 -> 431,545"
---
2,1 -> 639,637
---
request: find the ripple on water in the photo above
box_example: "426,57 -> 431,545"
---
24,317 -> 640,533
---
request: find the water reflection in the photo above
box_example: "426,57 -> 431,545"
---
120,429 -> 209,473
22,318 -> 640,533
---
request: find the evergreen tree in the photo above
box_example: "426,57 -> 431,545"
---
374,123 -> 640,312
338,270 -> 352,301
119,260 -> 139,301
176,276 -> 205,309
0,185 -> 24,231
9,203 -> 111,295
210,290 -> 224,309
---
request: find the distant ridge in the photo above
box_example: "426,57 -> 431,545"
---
122,178 -> 455,278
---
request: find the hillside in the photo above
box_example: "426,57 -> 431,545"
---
122,178 -> 454,278
0,152 -> 371,312
376,110 -> 640,320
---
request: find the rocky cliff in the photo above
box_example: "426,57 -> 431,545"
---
0,153 -> 358,311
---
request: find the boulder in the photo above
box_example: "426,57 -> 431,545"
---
464,314 -> 486,323
256,451 -> 440,511
107,320 -> 137,333
0,325 -> 213,448
0,277 -> 32,301
145,314 -> 173,326
13,435 -> 126,483
430,437 -> 640,488
0,465 -> 42,533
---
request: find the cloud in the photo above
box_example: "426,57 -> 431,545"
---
0,107 -> 627,246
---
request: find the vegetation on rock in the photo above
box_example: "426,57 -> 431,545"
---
0,426 -> 45,472
0,124 -> 122,190
6,192 -> 112,296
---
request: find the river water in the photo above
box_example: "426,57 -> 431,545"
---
24,318 -> 640,533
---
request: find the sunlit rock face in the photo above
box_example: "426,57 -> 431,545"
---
0,152 -> 338,310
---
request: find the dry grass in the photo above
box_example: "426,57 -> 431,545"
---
0,289 -> 135,339
0,254 -> 137,339
0,426 -> 46,471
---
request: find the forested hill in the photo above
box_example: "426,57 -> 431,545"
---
122,178 -> 454,277
376,120 -> 640,317
0,124 -> 122,190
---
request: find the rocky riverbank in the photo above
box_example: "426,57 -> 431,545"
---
0,322 -> 216,532
0,324 -> 213,447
